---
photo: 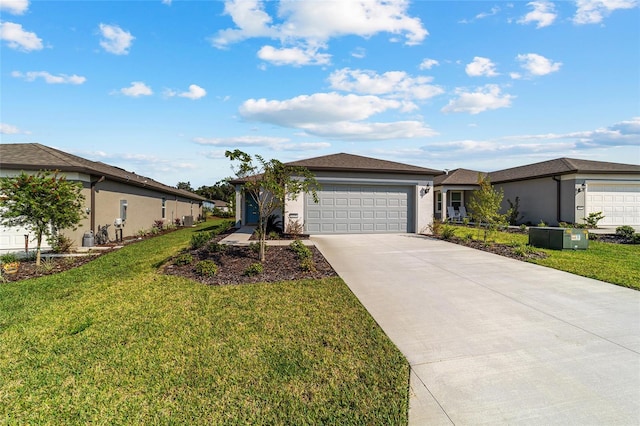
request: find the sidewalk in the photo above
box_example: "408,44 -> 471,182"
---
219,226 -> 315,246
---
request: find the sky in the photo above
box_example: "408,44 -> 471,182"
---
1,0 -> 639,189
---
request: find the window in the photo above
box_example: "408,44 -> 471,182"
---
161,197 -> 166,219
450,191 -> 462,209
436,192 -> 442,212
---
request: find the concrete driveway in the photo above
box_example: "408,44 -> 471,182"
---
311,234 -> 640,425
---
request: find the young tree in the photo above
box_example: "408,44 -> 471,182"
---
468,174 -> 507,242
225,150 -> 319,262
0,171 -> 85,265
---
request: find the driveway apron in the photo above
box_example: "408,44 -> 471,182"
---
311,234 -> 640,425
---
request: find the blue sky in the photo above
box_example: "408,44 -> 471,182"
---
1,0 -> 639,188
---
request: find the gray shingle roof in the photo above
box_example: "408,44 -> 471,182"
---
0,143 -> 205,201
285,153 -> 443,175
434,168 -> 486,185
488,157 -> 640,183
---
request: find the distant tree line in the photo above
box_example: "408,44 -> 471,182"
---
176,179 -> 235,202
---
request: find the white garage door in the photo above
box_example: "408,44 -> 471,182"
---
305,184 -> 413,234
0,225 -> 51,254
586,183 -> 640,226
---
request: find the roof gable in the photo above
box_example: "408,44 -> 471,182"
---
286,153 -> 442,175
489,157 -> 640,183
0,143 -> 204,201
434,168 -> 485,186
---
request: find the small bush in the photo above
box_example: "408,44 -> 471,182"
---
582,211 -> 605,229
244,263 -> 263,276
441,225 -> 456,240
287,219 -> 304,236
616,225 -> 636,240
207,241 -> 228,253
36,257 -> 57,273
51,234 -> 74,253
174,218 -> 182,227
519,224 -> 528,232
289,240 -> 312,259
512,244 -> 541,258
190,232 -> 211,249
153,219 -> 164,230
195,260 -> 218,277
0,252 -> 19,264
463,231 -> 474,243
173,253 -> 193,266
428,219 -> 444,237
632,233 -> 640,244
537,220 -> 547,227
300,257 -> 316,272
249,242 -> 267,254
136,228 -> 148,237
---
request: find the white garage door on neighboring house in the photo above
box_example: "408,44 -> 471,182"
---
305,184 -> 413,234
586,183 -> 640,226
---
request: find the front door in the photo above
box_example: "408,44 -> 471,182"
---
245,196 -> 260,225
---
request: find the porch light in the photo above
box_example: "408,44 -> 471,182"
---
576,182 -> 587,194
421,183 -> 431,196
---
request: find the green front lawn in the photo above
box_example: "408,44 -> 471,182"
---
447,225 -> 640,290
0,220 -> 409,424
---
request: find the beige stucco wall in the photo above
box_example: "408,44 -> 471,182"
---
0,168 -> 202,252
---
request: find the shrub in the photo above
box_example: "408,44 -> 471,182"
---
249,242 -> 267,254
289,240 -> 312,259
616,225 -> 636,241
519,224 -> 528,232
300,257 -> 316,272
512,244 -> 541,258
0,252 -> 19,264
244,263 -> 263,276
195,260 -> 218,277
537,220 -> 547,227
51,234 -> 75,253
174,218 -> 182,227
190,231 -> 211,250
428,219 -> 444,237
632,233 -> 640,244
153,219 -> 164,230
463,231 -> 474,243
506,196 -> 523,225
582,211 -> 605,229
207,241 -> 228,253
441,225 -> 456,240
136,228 -> 148,237
266,214 -> 283,234
287,219 -> 304,236
173,253 -> 193,266
36,257 -> 56,273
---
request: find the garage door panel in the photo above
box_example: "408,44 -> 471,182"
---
586,183 -> 640,226
305,184 -> 413,234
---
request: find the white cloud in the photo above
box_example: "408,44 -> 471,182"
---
212,0 -> 428,56
0,21 -> 42,51
1,122 -> 23,134
99,23 -> 134,55
419,58 -> 439,70
194,135 -> 289,147
165,84 -> 207,99
120,81 -> 153,97
351,47 -> 366,58
421,117 -> 640,163
573,0 -> 638,24
441,84 -> 514,114
257,45 -> 331,66
328,68 -> 444,101
465,56 -> 499,77
12,70 -> 86,84
516,53 -> 562,76
518,1 -> 557,28
475,5 -> 501,20
161,0 -> 172,4
0,0 -> 29,14
239,91 -> 436,140
240,92 -> 403,127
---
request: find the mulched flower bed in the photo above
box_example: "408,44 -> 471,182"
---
162,230 -> 337,286
1,252 -> 112,282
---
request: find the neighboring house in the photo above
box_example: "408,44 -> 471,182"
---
212,200 -> 230,213
0,143 -> 205,253
434,158 -> 640,227
232,153 -> 442,234
433,168 -> 485,221
490,158 -> 640,227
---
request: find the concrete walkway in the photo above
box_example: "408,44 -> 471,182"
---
311,233 -> 640,425
219,226 -> 315,246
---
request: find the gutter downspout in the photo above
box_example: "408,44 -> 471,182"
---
552,176 -> 561,223
90,176 -> 106,232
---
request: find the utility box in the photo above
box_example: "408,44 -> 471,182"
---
529,227 -> 589,250
83,231 -> 94,247
183,216 -> 194,227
